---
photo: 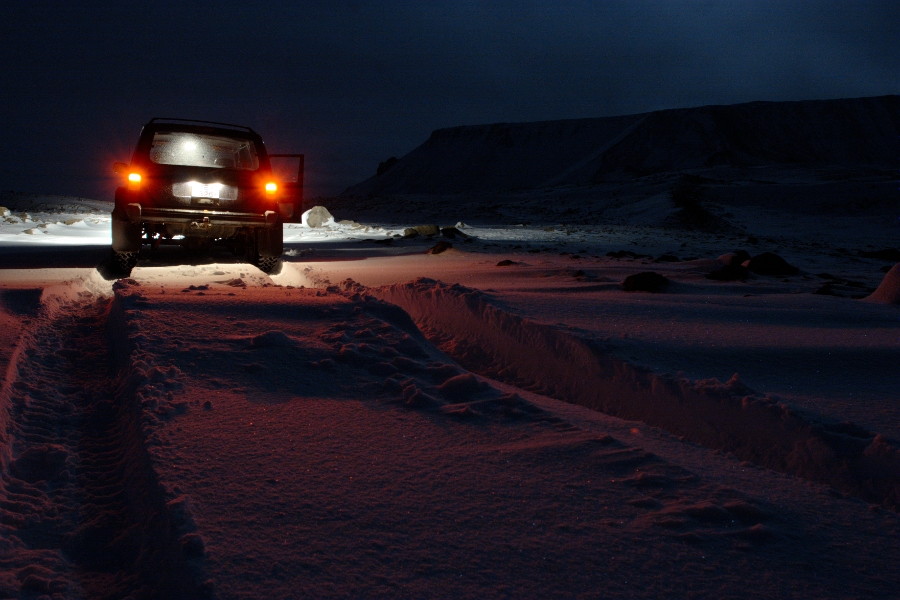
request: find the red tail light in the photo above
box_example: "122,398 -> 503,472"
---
265,182 -> 278,201
127,173 -> 142,191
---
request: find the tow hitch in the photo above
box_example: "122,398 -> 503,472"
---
190,216 -> 211,230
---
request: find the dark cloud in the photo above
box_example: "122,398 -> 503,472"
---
1,0 -> 896,199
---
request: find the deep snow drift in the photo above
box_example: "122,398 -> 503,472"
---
2,265 -> 899,598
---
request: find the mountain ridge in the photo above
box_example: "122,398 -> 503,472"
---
342,95 -> 900,196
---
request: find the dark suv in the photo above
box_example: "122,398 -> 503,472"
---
111,118 -> 303,274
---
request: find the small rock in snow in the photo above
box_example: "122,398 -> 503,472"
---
717,250 -> 751,266
249,331 -> 293,348
427,241 -> 453,255
441,226 -> 469,239
707,264 -> 749,281
745,252 -> 798,276
302,206 -> 334,228
622,272 -> 670,293
414,224 -> 440,237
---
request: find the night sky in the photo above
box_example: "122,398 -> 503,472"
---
1,1 -> 897,200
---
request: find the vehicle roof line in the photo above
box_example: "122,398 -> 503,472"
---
149,118 -> 256,132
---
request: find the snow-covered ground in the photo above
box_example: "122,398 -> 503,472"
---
0,189 -> 899,598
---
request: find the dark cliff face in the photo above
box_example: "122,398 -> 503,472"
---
342,95 -> 900,196
591,95 -> 900,178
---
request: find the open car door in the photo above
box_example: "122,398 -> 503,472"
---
269,153 -> 304,222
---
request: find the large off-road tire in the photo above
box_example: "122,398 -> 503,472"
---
112,250 -> 139,275
244,227 -> 282,273
111,216 -> 142,253
256,224 -> 283,258
256,256 -> 280,274
229,236 -> 246,256
183,236 -> 211,254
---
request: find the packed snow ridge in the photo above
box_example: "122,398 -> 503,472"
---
363,277 -> 900,509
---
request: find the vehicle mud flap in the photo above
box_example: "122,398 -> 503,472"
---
256,225 -> 283,257
111,215 -> 142,252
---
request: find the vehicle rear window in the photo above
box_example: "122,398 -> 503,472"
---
149,131 -> 260,170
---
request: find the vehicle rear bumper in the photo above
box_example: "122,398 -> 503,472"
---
125,204 -> 279,227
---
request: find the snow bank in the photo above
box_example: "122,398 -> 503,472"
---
39,269 -> 114,311
0,193 -> 112,245
373,278 -> 900,509
270,262 -> 318,288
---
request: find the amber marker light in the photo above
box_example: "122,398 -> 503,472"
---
127,172 -> 142,190
265,182 -> 278,193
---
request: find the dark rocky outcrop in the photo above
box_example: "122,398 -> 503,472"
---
591,96 -> 900,177
376,157 -> 398,176
344,95 -> 900,196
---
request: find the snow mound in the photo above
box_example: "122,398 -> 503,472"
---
40,269 -> 114,313
249,330 -> 294,348
438,373 -> 489,400
745,252 -> 799,276
865,263 -> 900,304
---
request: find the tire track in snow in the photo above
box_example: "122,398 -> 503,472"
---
113,282 -> 835,598
0,292 -> 203,599
368,277 -> 900,511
